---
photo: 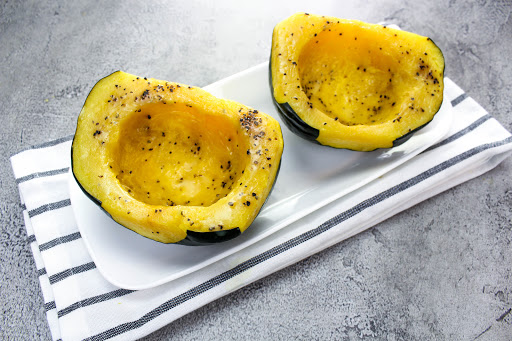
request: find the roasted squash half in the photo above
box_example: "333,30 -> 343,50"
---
72,71 -> 283,245
270,13 -> 445,151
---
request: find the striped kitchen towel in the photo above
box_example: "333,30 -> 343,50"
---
10,77 -> 512,341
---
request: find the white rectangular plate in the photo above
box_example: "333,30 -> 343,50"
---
70,61 -> 453,290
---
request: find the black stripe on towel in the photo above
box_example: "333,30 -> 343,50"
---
84,136 -> 512,341
39,232 -> 82,252
49,262 -> 96,285
423,114 -> 492,153
58,289 -> 135,318
16,167 -> 70,184
44,301 -> 56,311
28,199 -> 71,218
451,93 -> 468,107
37,268 -> 47,277
27,234 -> 36,244
12,134 -> 73,156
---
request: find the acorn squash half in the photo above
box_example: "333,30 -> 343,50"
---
72,71 -> 283,245
270,13 -> 445,151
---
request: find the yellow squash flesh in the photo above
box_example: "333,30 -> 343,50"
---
271,13 -> 445,151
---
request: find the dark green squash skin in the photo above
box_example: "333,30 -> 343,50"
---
71,74 -> 283,246
179,228 -> 242,245
268,63 -> 320,143
269,38 -> 446,152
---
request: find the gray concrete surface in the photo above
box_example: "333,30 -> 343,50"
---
1,1 -> 511,340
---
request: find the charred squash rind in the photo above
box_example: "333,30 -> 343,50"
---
72,71 -> 283,245
270,13 -> 445,151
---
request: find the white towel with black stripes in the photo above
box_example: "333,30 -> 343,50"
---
10,77 -> 512,341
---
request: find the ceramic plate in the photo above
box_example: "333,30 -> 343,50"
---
69,62 -> 453,290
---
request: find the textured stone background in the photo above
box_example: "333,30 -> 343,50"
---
1,0 -> 511,340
